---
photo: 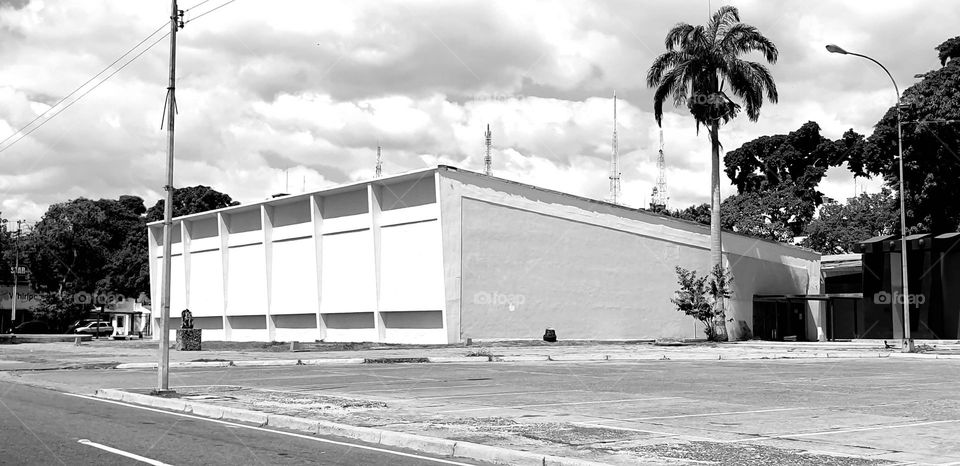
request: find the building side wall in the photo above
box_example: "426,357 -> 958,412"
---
438,169 -> 821,342
149,170 -> 447,343
460,198 -> 705,339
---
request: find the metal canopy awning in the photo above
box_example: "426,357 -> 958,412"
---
753,293 -> 863,302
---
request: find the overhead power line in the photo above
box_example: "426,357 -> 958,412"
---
0,0 -> 241,155
184,0 -> 238,25
0,31 -> 171,155
0,22 -> 168,150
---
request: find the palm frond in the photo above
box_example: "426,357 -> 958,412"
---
723,24 -> 779,63
646,50 -> 687,87
665,23 -> 694,50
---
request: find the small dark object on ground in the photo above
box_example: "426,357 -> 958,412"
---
181,309 -> 194,329
543,328 -> 557,342
176,328 -> 202,351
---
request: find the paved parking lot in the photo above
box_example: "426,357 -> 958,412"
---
12,358 -> 960,464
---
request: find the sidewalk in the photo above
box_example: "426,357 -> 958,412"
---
7,339 -> 960,465
2,338 -> 959,371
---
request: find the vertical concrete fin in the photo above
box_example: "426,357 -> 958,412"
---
368,183 -> 384,342
181,220 -> 192,310
147,226 -> 162,337
310,195 -> 326,341
217,212 -> 231,340
262,205 -> 276,341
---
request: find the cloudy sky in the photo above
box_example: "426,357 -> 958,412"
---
0,0 -> 956,222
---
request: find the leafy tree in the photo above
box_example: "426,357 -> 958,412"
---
670,203 -> 711,225
647,6 -> 779,273
849,37 -> 960,233
718,187 -> 804,241
25,196 -> 151,327
802,189 -> 898,254
936,36 -> 960,66
27,199 -> 111,295
0,213 -> 14,284
671,265 -> 733,341
722,121 -> 866,240
146,185 -> 239,222
30,293 -> 90,333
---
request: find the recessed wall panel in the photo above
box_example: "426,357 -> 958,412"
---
379,221 -> 445,312
271,238 -> 318,315
226,244 -> 267,315
320,231 -> 376,313
188,250 -> 222,317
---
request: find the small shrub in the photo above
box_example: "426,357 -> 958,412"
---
671,265 -> 734,342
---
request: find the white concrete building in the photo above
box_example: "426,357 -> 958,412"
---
148,166 -> 822,344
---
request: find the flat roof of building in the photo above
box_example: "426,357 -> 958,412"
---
147,164 -> 817,255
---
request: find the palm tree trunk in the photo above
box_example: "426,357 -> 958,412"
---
709,121 -> 723,270
709,121 -> 727,341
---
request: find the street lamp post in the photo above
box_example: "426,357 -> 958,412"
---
826,44 -> 914,352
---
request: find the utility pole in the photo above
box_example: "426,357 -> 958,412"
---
484,125 -> 492,176
10,220 -> 23,324
156,0 -> 183,395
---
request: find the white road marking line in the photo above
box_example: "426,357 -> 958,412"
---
77,439 -> 171,466
415,389 -> 579,401
439,397 -> 682,413
67,394 -> 472,466
779,419 -> 960,438
360,383 -> 504,393
622,406 -> 812,421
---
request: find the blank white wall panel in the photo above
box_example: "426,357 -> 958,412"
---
188,250 -> 222,317
170,254 -> 186,313
379,220 -> 445,312
320,231 -> 377,313
226,245 -> 267,315
271,238 -> 318,315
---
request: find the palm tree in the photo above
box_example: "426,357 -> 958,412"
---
647,6 -> 778,274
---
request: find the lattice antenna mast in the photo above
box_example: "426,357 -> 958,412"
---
650,128 -> 669,210
484,124 -> 492,175
608,92 -> 621,204
375,143 -> 383,178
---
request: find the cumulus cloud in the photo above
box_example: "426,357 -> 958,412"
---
0,0 -> 956,222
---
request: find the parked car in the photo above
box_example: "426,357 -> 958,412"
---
65,319 -> 98,334
8,321 -> 50,334
74,321 -> 114,336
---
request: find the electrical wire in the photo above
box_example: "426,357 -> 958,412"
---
0,22 -> 168,149
183,0 -> 214,12
0,0 -> 241,154
0,32 -> 171,155
184,0 -> 238,25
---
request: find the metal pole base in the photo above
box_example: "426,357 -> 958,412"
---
150,389 -> 178,397
901,339 -> 915,353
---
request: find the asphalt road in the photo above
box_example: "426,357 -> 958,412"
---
0,380 -> 483,466
14,358 -> 960,464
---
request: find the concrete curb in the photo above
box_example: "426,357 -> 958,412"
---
232,359 -> 300,367
492,355 -> 551,362
426,356 -> 491,363
105,350 -> 960,371
548,354 -> 608,362
115,362 -> 158,369
300,358 -> 366,365
93,388 -> 608,466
